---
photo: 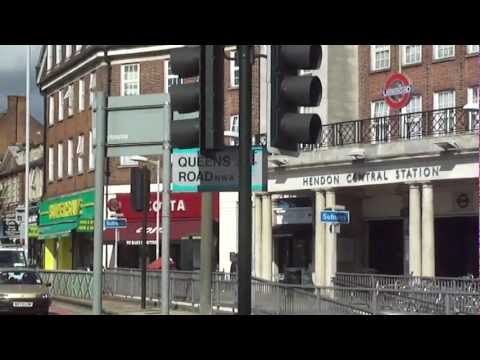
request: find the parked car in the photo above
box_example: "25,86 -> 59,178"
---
147,258 -> 176,270
0,268 -> 51,315
0,246 -> 27,268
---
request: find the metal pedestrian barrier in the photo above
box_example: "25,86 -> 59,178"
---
38,269 -> 480,315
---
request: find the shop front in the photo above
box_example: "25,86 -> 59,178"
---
38,190 -> 95,270
103,192 -> 219,270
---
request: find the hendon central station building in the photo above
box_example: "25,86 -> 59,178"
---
252,45 -> 479,286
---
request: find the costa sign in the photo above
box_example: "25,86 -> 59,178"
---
383,73 -> 413,110
115,193 -> 219,221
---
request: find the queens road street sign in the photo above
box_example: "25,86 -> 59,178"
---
172,147 -> 267,192
320,210 -> 350,224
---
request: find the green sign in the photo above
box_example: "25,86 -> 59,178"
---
39,190 -> 95,239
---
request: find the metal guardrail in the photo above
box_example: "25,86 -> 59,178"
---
38,269 -> 480,315
297,107 -> 479,151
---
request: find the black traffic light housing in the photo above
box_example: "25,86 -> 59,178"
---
170,45 -> 224,153
130,167 -> 151,212
270,45 -> 323,151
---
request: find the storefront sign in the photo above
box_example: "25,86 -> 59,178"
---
48,199 -> 81,220
269,157 -> 478,192
274,207 -> 313,225
383,73 -> 413,110
39,190 -> 95,239
171,147 -> 267,192
115,192 -> 218,221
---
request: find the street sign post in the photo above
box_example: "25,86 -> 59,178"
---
320,210 -> 350,224
171,146 -> 267,192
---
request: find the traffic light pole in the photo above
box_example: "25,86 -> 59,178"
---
93,92 -> 106,315
238,45 -> 253,315
200,191 -> 213,314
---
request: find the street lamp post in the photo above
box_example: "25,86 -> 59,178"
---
24,45 -> 30,262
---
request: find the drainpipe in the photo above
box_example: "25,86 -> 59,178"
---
103,47 -> 112,268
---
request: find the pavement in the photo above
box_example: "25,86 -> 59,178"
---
50,296 -> 196,315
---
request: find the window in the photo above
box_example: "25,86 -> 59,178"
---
77,135 -> 85,174
229,115 -> 239,133
79,78 -> 85,112
121,64 -> 140,96
164,60 -> 183,92
48,95 -> 54,126
67,138 -> 74,176
47,45 -> 53,71
370,45 -> 390,71
120,156 -> 139,167
466,45 -> 479,55
433,45 -> 455,60
89,72 -> 96,108
58,90 -> 64,121
230,50 -> 240,87
402,45 -> 422,65
370,100 -> 389,143
401,96 -> 423,139
75,45 -> 83,52
55,45 -> 62,64
57,142 -> 64,180
467,87 -> 480,131
65,45 -> 72,58
433,90 -> 456,135
66,84 -> 74,116
48,146 -> 54,182
89,130 -> 95,170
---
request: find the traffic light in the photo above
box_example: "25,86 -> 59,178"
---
170,45 -> 224,152
270,45 -> 322,151
130,167 -> 151,213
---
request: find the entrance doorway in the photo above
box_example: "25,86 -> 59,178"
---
435,216 -> 479,277
368,220 -> 404,275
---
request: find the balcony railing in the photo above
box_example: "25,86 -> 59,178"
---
298,107 -> 479,151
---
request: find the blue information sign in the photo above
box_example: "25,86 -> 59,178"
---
104,218 -> 128,229
320,211 -> 350,224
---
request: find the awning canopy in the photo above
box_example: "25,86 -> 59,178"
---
103,220 -> 204,242
38,221 -> 78,240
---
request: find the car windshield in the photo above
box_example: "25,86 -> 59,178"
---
0,271 -> 42,285
0,251 -> 26,267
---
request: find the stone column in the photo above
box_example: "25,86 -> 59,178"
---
314,190 -> 326,287
254,194 -> 263,278
262,193 -> 272,281
325,189 -> 336,287
409,184 -> 422,276
421,182 -> 435,277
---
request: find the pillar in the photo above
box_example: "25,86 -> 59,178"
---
422,182 -> 435,277
325,189 -> 336,286
262,193 -> 272,281
409,184 -> 422,276
254,194 -> 263,278
314,190 -> 326,287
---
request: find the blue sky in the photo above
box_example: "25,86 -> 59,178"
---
0,45 -> 43,122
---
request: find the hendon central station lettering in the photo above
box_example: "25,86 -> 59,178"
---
303,166 -> 441,187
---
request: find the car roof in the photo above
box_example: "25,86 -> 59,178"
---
0,267 -> 37,272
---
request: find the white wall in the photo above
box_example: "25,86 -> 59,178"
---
219,192 -> 238,272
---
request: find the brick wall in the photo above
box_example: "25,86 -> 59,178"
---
359,45 -> 479,118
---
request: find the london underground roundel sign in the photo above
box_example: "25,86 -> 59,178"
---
383,73 -> 413,110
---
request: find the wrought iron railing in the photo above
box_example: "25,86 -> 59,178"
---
298,107 -> 479,151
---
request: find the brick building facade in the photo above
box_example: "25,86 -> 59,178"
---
36,45 -> 261,199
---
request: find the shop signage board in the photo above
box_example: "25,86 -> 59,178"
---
104,218 -> 128,229
171,147 -> 267,192
38,190 -> 95,239
320,210 -> 350,224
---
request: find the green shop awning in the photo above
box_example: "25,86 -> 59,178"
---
38,189 -> 95,239
38,221 -> 78,240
